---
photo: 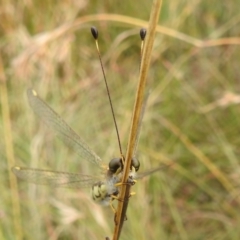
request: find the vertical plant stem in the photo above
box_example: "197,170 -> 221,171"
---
0,55 -> 23,239
112,0 -> 163,239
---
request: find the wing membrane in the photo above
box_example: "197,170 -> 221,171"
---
27,89 -> 102,167
135,164 -> 172,179
12,166 -> 101,188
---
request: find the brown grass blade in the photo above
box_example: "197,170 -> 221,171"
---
112,0 -> 163,239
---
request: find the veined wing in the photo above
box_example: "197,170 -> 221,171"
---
12,166 -> 101,188
134,163 -> 173,180
27,89 -> 102,167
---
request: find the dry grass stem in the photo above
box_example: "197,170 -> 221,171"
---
112,0 -> 163,239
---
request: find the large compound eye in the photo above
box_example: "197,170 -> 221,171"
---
109,158 -> 122,174
131,157 -> 140,172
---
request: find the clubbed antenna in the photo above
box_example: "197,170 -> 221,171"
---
91,26 -> 123,157
140,28 -> 147,57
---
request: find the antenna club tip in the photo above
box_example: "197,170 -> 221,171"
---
140,28 -> 147,40
91,26 -> 98,40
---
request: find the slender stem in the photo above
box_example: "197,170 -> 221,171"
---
0,55 -> 23,239
112,0 -> 163,239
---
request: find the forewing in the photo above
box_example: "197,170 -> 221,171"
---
12,166 -> 101,188
27,89 -> 102,167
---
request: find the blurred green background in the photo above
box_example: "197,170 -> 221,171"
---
1,0 -> 240,239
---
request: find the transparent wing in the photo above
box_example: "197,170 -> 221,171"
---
134,163 -> 172,179
27,89 -> 102,167
12,166 -> 101,188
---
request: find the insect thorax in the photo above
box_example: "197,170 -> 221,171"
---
91,157 -> 140,206
91,179 -> 119,206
